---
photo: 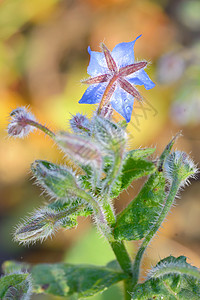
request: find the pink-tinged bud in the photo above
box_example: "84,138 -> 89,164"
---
56,132 -> 103,171
69,113 -> 91,135
7,107 -> 36,138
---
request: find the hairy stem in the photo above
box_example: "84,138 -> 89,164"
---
132,176 -> 181,286
110,241 -> 133,300
110,241 -> 132,275
106,203 -> 133,300
26,119 -> 55,139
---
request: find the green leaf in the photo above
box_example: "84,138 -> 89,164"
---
126,148 -> 156,159
120,157 -> 156,190
3,261 -> 128,298
110,148 -> 156,198
132,256 -> 200,299
0,272 -> 31,299
113,171 -> 166,240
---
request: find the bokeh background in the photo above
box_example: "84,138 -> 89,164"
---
0,0 -> 200,299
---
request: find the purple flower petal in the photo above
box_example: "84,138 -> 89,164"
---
128,69 -> 155,90
111,86 -> 134,122
79,83 -> 107,104
87,47 -> 108,77
111,35 -> 142,69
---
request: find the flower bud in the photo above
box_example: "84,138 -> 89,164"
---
93,116 -> 126,152
14,207 -> 77,245
164,151 -> 198,186
7,107 -> 36,138
31,160 -> 83,200
69,113 -> 91,135
55,132 -> 103,171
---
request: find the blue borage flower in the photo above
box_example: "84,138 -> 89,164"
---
79,35 -> 155,122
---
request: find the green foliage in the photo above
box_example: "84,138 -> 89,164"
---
3,261 -> 128,298
0,272 -> 31,299
48,199 -> 93,219
113,170 -> 165,240
132,256 -> 200,299
126,148 -> 156,159
4,102 -> 200,300
110,148 -> 156,198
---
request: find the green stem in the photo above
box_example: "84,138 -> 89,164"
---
110,241 -> 133,300
104,147 -> 124,191
101,146 -> 124,229
110,241 -> 132,275
106,204 -> 133,300
132,177 -> 181,286
99,195 -> 133,299
27,119 -> 55,139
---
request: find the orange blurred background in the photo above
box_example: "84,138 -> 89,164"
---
0,0 -> 200,299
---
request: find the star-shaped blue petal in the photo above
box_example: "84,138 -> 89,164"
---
79,35 -> 155,123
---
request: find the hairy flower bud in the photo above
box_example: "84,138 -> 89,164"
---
14,207 -> 77,245
93,116 -> 126,152
7,107 -> 36,138
31,160 -> 84,200
69,113 -> 91,135
164,151 -> 198,186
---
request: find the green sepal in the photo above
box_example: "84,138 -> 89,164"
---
48,199 -> 93,218
132,256 -> 200,299
157,133 -> 181,172
0,272 -> 31,299
113,170 -> 166,240
3,261 -> 128,298
47,200 -> 93,229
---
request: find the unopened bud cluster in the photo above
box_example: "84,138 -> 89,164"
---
7,105 -> 198,247
7,106 -> 128,244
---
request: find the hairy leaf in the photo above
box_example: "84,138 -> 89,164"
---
113,171 -> 166,240
126,148 -> 156,159
110,148 -> 156,198
132,256 -> 200,299
3,261 -> 128,298
0,273 -> 31,299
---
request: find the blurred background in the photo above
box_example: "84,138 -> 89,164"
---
0,0 -> 200,299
